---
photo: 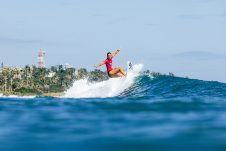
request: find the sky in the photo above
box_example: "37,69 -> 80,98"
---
0,0 -> 225,82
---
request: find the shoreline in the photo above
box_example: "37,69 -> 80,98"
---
0,92 -> 64,98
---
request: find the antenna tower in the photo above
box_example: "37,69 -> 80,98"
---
38,48 -> 45,68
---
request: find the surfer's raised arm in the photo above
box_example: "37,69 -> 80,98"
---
94,61 -> 105,68
112,48 -> 122,58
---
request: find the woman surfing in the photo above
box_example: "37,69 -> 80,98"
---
94,48 -> 127,78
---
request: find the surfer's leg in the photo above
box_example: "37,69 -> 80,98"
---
109,72 -> 124,78
109,68 -> 124,78
116,72 -> 124,77
119,68 -> 127,76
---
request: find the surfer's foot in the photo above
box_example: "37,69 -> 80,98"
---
121,71 -> 127,76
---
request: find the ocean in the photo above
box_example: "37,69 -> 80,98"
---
0,64 -> 226,151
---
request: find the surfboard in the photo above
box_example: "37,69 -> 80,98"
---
127,61 -> 133,72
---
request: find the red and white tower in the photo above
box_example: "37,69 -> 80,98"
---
38,48 -> 45,68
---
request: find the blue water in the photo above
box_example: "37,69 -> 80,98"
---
0,75 -> 226,151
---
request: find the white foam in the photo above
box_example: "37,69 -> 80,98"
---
0,94 -> 36,99
64,64 -> 143,98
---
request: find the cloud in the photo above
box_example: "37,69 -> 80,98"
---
198,0 -> 214,4
177,14 -> 202,20
0,37 -> 48,45
92,13 -> 106,17
145,23 -> 156,27
55,0 -> 75,6
173,51 -> 226,60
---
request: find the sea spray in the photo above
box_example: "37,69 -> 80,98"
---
64,64 -> 143,98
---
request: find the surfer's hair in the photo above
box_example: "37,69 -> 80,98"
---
107,52 -> 111,58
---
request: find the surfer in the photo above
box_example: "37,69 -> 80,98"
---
95,48 -> 127,78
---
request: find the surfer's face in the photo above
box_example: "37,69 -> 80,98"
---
107,53 -> 112,59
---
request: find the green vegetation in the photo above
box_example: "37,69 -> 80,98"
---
143,69 -> 175,77
0,65 -> 108,96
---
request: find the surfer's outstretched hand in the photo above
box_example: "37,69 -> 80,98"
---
117,48 -> 122,51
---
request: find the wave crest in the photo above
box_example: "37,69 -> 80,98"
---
64,64 -> 226,99
64,64 -> 143,98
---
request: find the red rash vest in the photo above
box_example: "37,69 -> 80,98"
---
104,58 -> 113,72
